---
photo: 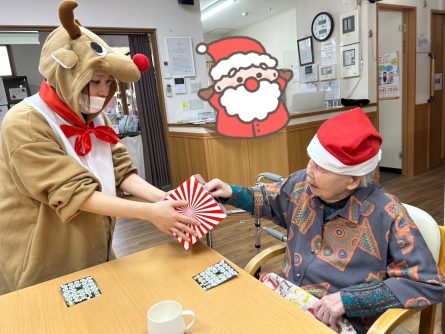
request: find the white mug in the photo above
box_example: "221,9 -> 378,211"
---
147,300 -> 195,334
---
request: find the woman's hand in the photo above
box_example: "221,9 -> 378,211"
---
145,200 -> 200,242
313,292 -> 345,333
205,179 -> 232,198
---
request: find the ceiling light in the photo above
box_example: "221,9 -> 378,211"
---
241,11 -> 248,17
201,0 -> 235,21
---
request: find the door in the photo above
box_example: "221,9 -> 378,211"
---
378,10 -> 404,170
430,13 -> 445,168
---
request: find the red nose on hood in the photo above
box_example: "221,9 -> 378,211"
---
133,54 -> 150,72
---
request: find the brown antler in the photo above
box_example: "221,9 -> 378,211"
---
59,1 -> 81,39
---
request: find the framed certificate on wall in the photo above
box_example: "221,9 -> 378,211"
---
297,36 -> 314,66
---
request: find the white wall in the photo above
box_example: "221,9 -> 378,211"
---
211,0 -> 445,106
1,0 -> 209,124
295,1 -> 373,100
214,2 -> 372,103
296,0 -> 445,104
225,8 -> 298,68
368,0 -> 444,104
224,8 -> 298,105
202,8 -> 299,107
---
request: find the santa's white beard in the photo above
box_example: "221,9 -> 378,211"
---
220,80 -> 281,123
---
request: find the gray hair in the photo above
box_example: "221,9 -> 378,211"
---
358,169 -> 376,188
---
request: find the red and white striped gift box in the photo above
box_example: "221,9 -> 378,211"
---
165,175 -> 227,250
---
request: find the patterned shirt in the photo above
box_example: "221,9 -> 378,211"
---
227,170 -> 445,333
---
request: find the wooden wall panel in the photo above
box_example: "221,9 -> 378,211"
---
168,112 -> 379,187
247,132 -> 289,180
287,124 -> 319,172
169,136 -> 190,187
187,138 -> 209,182
413,103 -> 429,174
206,137 -> 251,186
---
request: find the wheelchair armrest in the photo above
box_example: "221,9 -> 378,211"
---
366,307 -> 426,334
244,244 -> 286,276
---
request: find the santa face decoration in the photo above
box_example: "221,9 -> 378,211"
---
197,37 -> 293,138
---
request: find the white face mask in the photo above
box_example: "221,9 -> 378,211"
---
79,93 -> 107,114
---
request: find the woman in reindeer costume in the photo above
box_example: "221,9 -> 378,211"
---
0,1 -> 198,295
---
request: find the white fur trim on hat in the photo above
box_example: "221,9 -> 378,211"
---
307,135 -> 382,176
210,52 -> 277,81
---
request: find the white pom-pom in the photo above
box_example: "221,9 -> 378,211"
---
197,43 -> 207,54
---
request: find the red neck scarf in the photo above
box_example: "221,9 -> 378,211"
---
39,81 -> 120,156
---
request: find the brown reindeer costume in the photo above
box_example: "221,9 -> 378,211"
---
0,1 -> 147,294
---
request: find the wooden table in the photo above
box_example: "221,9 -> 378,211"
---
0,241 -> 334,333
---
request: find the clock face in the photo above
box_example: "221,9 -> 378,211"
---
312,12 -> 334,42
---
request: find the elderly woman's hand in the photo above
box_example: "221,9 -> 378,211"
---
204,179 -> 232,198
313,292 -> 345,333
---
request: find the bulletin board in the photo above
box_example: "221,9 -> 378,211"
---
166,37 -> 196,77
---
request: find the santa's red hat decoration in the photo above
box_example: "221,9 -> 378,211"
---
307,108 -> 383,176
196,37 -> 277,81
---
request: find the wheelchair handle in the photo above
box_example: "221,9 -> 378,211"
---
226,209 -> 246,216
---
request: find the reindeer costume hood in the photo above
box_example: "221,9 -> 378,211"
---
39,0 -> 145,117
0,0 -> 144,294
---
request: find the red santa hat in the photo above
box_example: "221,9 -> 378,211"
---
307,108 -> 383,176
196,37 -> 277,81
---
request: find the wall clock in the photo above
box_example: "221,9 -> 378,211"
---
311,12 -> 334,42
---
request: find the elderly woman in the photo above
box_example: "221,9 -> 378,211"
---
205,108 -> 445,333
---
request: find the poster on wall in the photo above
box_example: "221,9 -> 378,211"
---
378,51 -> 400,100
0,78 -> 7,105
320,40 -> 336,66
166,37 -> 196,77
320,80 -> 341,101
0,105 -> 8,128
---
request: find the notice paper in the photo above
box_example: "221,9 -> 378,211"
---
0,79 -> 7,105
0,105 -> 9,128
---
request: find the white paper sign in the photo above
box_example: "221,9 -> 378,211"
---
0,79 -> 7,105
188,99 -> 204,111
320,80 -> 341,100
0,105 -> 8,128
290,64 -> 299,83
300,83 -> 318,93
416,34 -> 431,53
189,81 -> 202,93
166,37 -> 196,77
321,40 -> 337,66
